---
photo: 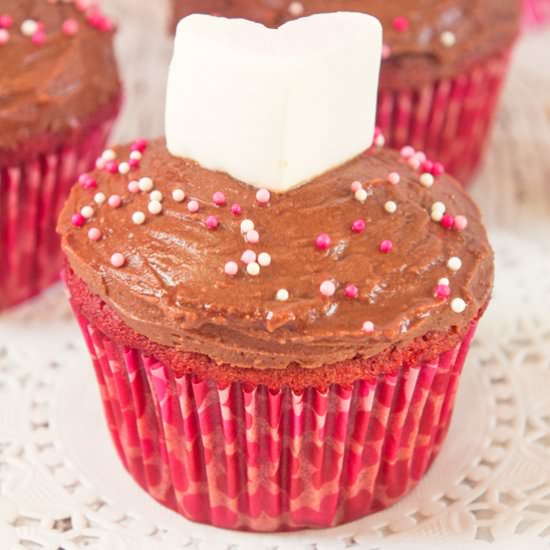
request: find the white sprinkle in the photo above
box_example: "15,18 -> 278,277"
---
246,262 -> 261,276
21,19 -> 38,36
240,219 -> 255,234
95,158 -> 106,170
129,150 -> 142,161
150,190 -> 163,202
438,277 -> 450,286
375,134 -> 385,148
276,288 -> 289,301
431,210 -> 444,222
101,149 -> 117,161
355,188 -> 368,203
118,161 -> 130,175
447,256 -> 462,271
138,177 -> 154,192
148,200 -> 162,215
172,189 -> 185,202
288,1 -> 304,16
420,173 -> 435,188
132,211 -> 145,225
451,298 -> 467,313
384,200 -> 397,214
94,192 -> 106,205
258,252 -> 271,267
431,201 -> 446,213
80,206 -> 94,219
441,31 -> 457,48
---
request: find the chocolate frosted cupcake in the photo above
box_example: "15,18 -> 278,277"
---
59,14 -> 493,531
0,0 -> 121,311
170,0 -> 521,184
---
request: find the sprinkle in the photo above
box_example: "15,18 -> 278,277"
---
413,152 -> 427,164
129,158 -> 140,169
224,261 -> 238,276
0,15 -> 13,29
447,256 -> 462,271
256,188 -> 271,205
187,200 -> 199,213
379,239 -> 393,253
101,149 -> 117,161
212,191 -> 226,206
439,277 -> 450,286
94,192 -> 106,205
374,133 -> 385,147
384,201 -> 397,214
0,29 -> 9,45
231,203 -> 242,216
387,172 -> 401,185
107,194 -> 121,208
31,29 -> 45,44
288,1 -> 304,16
246,262 -> 261,276
419,173 -> 435,188
138,177 -> 154,192
128,180 -> 140,193
276,289 -> 289,302
129,150 -> 141,160
351,181 -> 363,192
95,158 -> 106,170
148,201 -> 163,215
206,215 -> 219,230
441,214 -> 455,229
440,31 -> 457,47
132,211 -> 145,225
131,138 -> 148,152
241,250 -> 257,264
246,229 -> 259,243
454,215 -> 468,232
88,227 -> 101,241
400,146 -> 415,159
435,284 -> 451,299
451,298 -> 467,313
258,252 -> 271,267
351,219 -> 366,234
71,213 -> 85,227
315,233 -> 331,250
240,219 -> 254,233
150,190 -> 163,202
105,160 -> 118,174
79,174 -> 97,190
345,284 -> 359,299
320,280 -> 336,297
61,18 -> 80,37
118,161 -> 130,175
110,253 -> 125,268
432,163 -> 445,177
81,206 -> 94,219
393,16 -> 410,32
382,43 -> 391,59
172,189 -> 185,202
355,188 -> 368,203
362,321 -> 375,333
21,19 -> 38,37
421,160 -> 434,174
432,201 -> 446,213
431,210 -> 444,222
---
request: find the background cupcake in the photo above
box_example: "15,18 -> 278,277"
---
170,0 -> 521,185
0,0 -> 121,311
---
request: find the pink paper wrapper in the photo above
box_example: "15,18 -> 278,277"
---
73,303 -> 478,532
377,49 -> 513,184
523,0 -> 550,27
0,119 -> 116,311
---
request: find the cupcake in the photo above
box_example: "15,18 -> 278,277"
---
170,0 -> 521,184
58,14 -> 493,531
0,1 -> 121,311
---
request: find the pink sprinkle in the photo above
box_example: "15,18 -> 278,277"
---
362,321 -> 375,333
206,215 -> 219,230
400,146 -> 415,159
435,284 -> 451,299
454,215 -> 468,232
351,180 -> 363,193
351,219 -> 366,234
95,157 -> 106,170
79,174 -> 97,190
105,160 -> 118,174
131,138 -> 148,152
32,30 -> 45,45
63,19 -> 79,36
231,203 -> 242,216
0,29 -> 8,45
345,284 -> 359,299
128,180 -> 140,193
224,261 -> 238,276
408,157 -> 421,170
379,239 -> 393,253
88,227 -> 101,241
421,160 -> 434,174
246,229 -> 259,243
256,188 -> 271,205
315,233 -> 331,250
128,158 -> 140,169
441,214 -> 455,229
110,253 -> 125,268
432,162 -> 445,177
71,213 -> 85,227
393,16 -> 410,32
387,172 -> 401,185
241,250 -> 256,265
413,151 -> 427,164
187,200 -> 199,213
382,43 -> 391,59
0,15 -> 13,28
212,191 -> 226,206
108,194 -> 122,208
320,280 -> 336,297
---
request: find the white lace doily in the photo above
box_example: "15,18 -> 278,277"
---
1,230 -> 549,550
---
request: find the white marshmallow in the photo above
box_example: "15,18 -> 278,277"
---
166,13 -> 382,192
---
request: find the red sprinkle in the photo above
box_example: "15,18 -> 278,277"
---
393,16 -> 410,32
432,162 -> 445,177
78,174 -> 97,190
213,191 -> 226,206
435,284 -> 451,299
63,19 -> 79,36
0,15 -> 13,28
205,215 -> 219,230
441,214 -> 455,229
315,233 -> 331,250
71,213 -> 85,227
421,160 -> 434,174
128,157 -> 140,169
105,160 -> 119,174
345,284 -> 359,299
351,219 -> 366,234
379,239 -> 393,253
32,30 -> 45,44
131,138 -> 148,152
231,203 -> 242,216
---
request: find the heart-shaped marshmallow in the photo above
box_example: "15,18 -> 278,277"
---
166,13 -> 382,192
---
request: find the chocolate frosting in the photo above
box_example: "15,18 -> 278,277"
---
171,0 -> 520,88
58,139 -> 493,370
0,1 -> 121,161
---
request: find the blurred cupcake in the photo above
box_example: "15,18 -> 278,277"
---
522,0 -> 550,27
170,0 -> 521,184
58,14 -> 494,531
0,0 -> 121,311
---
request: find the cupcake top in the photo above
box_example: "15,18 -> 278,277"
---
0,0 -> 121,163
171,0 -> 521,88
58,138 -> 493,371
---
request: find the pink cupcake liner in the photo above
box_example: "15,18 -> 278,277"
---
0,118 -> 116,311
523,0 -> 550,27
377,48 -> 513,184
73,301 -> 478,532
